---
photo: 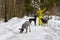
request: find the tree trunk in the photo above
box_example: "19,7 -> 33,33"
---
4,0 -> 8,22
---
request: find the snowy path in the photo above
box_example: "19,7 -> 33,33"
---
6,25 -> 60,40
0,16 -> 60,40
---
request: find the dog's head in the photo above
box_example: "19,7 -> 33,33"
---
29,19 -> 32,23
41,18 -> 49,23
19,28 -> 24,33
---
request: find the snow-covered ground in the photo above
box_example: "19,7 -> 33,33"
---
0,16 -> 60,40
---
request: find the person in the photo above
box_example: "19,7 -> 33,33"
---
37,7 -> 46,25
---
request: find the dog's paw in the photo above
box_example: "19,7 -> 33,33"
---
25,32 -> 27,33
29,30 -> 31,32
20,31 -> 23,33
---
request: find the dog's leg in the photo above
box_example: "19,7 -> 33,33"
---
25,28 -> 28,33
35,20 -> 36,26
29,25 -> 31,32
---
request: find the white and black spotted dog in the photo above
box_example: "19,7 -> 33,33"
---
19,21 -> 31,33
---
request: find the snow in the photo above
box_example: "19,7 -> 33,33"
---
0,16 -> 60,40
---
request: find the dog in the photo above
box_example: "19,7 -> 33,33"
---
19,21 -> 31,33
29,15 -> 37,25
41,17 -> 49,24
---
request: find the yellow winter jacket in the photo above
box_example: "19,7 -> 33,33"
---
37,8 -> 46,18
37,8 -> 46,25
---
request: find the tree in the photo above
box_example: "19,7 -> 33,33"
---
4,0 -> 8,22
40,0 -> 57,10
25,0 -> 33,16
